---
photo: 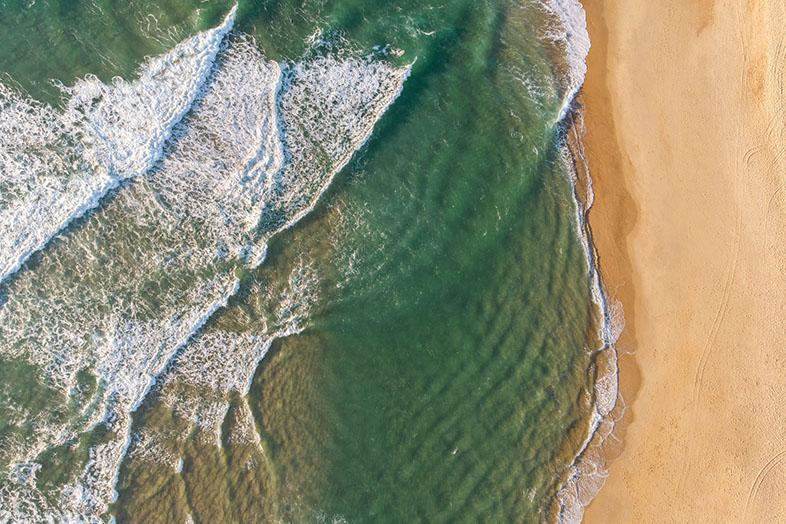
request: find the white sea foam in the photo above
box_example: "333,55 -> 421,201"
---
0,12 -> 409,521
539,0 -> 590,123
0,8 -> 235,286
137,258 -> 320,455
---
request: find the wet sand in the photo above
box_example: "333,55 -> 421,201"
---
581,0 -> 786,521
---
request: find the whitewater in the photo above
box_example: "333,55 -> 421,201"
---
0,8 -> 409,520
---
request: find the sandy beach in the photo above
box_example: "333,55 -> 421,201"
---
580,0 -> 786,521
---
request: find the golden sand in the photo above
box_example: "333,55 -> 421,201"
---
581,0 -> 786,521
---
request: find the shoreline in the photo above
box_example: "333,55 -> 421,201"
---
548,1 -> 632,519
549,101 -> 627,524
581,0 -> 786,521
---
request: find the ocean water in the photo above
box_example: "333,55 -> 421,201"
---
0,0 -> 614,521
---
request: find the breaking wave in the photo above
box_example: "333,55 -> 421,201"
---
0,7 -> 409,521
0,7 -> 235,285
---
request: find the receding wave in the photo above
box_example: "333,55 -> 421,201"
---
0,8 -> 409,520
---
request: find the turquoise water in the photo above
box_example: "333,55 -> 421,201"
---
0,0 -> 607,521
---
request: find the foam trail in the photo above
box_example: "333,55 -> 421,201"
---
248,55 -> 413,260
539,0 -> 590,123
0,7 -> 235,284
0,22 -> 409,521
147,260 -> 319,449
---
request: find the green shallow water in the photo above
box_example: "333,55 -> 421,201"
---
0,0 -> 602,521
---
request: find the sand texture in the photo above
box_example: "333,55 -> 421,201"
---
581,0 -> 786,521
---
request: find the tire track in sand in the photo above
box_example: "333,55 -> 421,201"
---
677,20 -> 748,490
744,449 -> 786,521
676,196 -> 741,496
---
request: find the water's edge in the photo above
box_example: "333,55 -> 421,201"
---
547,9 -> 625,515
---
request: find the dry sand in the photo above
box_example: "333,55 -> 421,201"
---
580,0 -> 786,521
